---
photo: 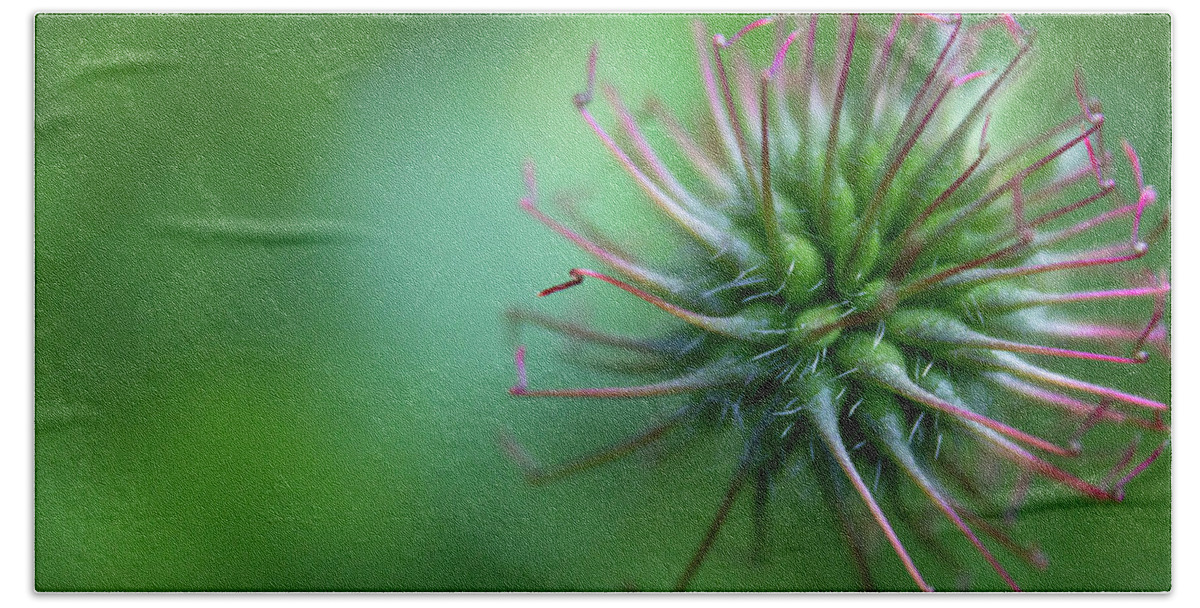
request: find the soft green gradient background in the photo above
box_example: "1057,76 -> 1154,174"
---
35,14 -> 1169,591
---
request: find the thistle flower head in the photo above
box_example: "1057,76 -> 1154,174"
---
505,13 -> 1169,591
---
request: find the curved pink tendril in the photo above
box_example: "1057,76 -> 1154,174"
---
714,17 -> 773,48
952,70 -> 989,87
765,26 -> 803,81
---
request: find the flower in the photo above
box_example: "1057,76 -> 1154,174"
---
504,14 -> 1169,591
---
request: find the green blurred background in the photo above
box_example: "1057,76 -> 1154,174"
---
35,14 -> 1169,591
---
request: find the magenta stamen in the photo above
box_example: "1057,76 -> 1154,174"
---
510,371 -> 735,399
1033,201 -> 1141,249
1101,437 -> 1140,489
1002,14 -> 1025,41
894,378 -> 1077,456
1123,140 -> 1159,242
521,163 -> 687,296
1041,159 -> 1114,199
645,98 -> 736,196
984,282 -> 1169,317
1046,285 -> 1168,305
1074,68 -> 1101,124
957,507 -> 1048,570
888,135 -> 988,281
539,268 -> 765,340
887,16 -> 927,102
915,13 -> 954,24
759,77 -> 786,280
913,30 -> 1026,185
901,298 -> 1151,364
925,120 -> 1101,252
505,308 -> 670,355
878,419 -> 1021,590
511,346 -> 742,399
1123,139 -> 1146,191
986,113 -> 1087,176
710,19 -> 774,197
505,416 -> 684,486
892,15 -> 964,145
874,15 -> 904,89
934,240 -> 1149,292
604,86 -> 708,217
991,341 -> 1147,365
694,21 -> 743,179
976,171 -> 1113,255
939,494 -> 1021,590
675,466 -> 750,591
811,393 -> 933,592
795,15 -> 819,166
765,26 -> 803,81
1112,440 -> 1168,501
852,73 -> 962,268
1037,319 -> 1167,355
553,192 -> 640,262
851,14 -> 903,148
512,345 -> 529,393
1068,399 -> 1111,448
985,372 -> 1160,430
732,51 -> 763,150
1082,134 -> 1107,188
538,272 -> 583,297
1027,185 -> 1116,230
574,47 -> 747,262
887,16 -> 961,162
953,70 -> 989,87
1132,274 -> 1169,355
902,234 -> 1029,297
717,17 -> 773,47
889,303 -> 1150,364
817,14 -> 859,244
998,121 -> 1104,198
1133,187 -> 1157,242
1010,441 -> 1112,500
967,14 -> 1026,44
867,362 -> 1129,499
767,19 -> 801,154
963,350 -> 1167,411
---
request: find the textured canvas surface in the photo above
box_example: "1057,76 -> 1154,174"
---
35,13 -> 1170,591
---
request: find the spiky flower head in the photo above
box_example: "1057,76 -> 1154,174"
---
505,14 -> 1169,591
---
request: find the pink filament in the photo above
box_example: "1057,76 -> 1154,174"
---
538,268 -> 759,339
813,400 -> 933,592
510,345 -> 733,399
